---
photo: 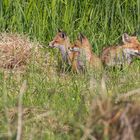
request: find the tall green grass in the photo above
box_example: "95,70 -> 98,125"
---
0,0 -> 140,48
0,0 -> 140,140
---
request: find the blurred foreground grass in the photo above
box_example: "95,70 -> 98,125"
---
0,0 -> 140,139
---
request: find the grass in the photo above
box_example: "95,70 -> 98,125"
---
0,0 -> 140,140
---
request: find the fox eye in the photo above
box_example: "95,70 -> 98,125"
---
73,44 -> 77,48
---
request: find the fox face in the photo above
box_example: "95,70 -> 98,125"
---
122,33 -> 140,58
77,33 -> 93,61
72,33 -> 96,63
122,33 -> 140,46
49,30 -> 73,66
49,30 -> 67,48
49,31 -> 67,48
70,33 -> 102,72
70,42 -> 86,73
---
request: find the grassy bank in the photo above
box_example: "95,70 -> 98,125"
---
0,0 -> 140,139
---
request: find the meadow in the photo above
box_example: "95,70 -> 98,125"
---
0,0 -> 140,140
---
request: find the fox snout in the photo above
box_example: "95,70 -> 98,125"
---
49,41 -> 55,48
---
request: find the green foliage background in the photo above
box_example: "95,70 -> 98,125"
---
1,0 -> 140,48
0,0 -> 140,140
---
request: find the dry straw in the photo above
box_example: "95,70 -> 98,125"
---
0,33 -> 41,70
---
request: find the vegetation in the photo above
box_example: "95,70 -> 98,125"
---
0,0 -> 140,139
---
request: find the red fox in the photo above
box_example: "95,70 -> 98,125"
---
49,30 -> 73,67
101,33 -> 140,67
70,33 -> 103,72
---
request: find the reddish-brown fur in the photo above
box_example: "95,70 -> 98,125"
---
71,34 -> 103,72
101,46 -> 123,66
101,33 -> 140,67
49,30 -> 73,65
122,33 -> 140,51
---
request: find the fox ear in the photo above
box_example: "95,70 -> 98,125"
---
60,32 -> 67,38
122,33 -> 131,43
58,28 -> 62,32
78,33 -> 85,43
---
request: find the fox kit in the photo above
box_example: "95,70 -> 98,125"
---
70,33 -> 102,72
49,30 -> 73,70
101,33 -> 140,67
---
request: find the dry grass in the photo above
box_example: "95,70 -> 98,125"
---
0,106 -> 71,139
81,97 -> 140,140
1,98 -> 140,140
0,33 -> 139,140
0,33 -> 41,71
